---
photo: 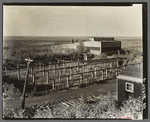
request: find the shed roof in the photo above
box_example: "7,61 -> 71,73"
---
117,67 -> 143,83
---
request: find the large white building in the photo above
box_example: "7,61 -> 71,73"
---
83,37 -> 121,55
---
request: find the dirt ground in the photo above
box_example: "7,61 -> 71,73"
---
3,79 -> 116,109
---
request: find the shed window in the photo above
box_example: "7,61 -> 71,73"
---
125,82 -> 134,93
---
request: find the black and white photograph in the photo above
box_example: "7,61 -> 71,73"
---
2,3 -> 147,120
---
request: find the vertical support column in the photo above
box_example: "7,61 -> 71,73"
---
39,62 -> 41,71
66,76 -> 69,88
106,69 -> 108,79
116,61 -> 119,68
80,74 -> 83,84
94,67 -> 96,77
33,74 -> 35,84
54,64 -> 56,76
43,65 -> 45,77
102,70 -> 104,80
5,65 -> 8,75
70,63 -> 72,80
17,64 -> 20,80
52,79 -> 55,90
110,62 -> 112,72
83,65 -> 84,73
63,62 -> 65,68
49,61 -> 51,70
116,68 -> 118,76
30,67 -> 33,78
58,71 -> 60,82
46,72 -> 49,84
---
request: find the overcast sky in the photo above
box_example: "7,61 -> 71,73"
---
3,4 -> 142,37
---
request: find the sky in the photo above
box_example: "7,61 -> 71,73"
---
3,4 -> 142,37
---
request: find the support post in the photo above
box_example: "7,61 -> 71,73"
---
43,65 -> 45,77
33,74 -> 35,84
5,65 -> 8,75
66,76 -> 69,88
116,61 -> 119,68
70,63 -> 72,80
102,70 -> 104,80
116,68 -> 118,76
110,62 -> 112,72
94,67 -> 96,77
59,71 -> 60,82
39,62 -> 41,71
46,72 -> 49,84
30,67 -> 33,78
52,79 -> 55,90
22,58 -> 33,109
49,61 -> 51,70
17,64 -> 20,80
80,74 -> 83,84
54,65 -> 56,76
106,69 -> 108,79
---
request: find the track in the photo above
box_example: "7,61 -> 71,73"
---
3,79 -> 116,109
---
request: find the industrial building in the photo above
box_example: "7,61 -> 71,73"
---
83,37 -> 121,55
116,66 -> 143,104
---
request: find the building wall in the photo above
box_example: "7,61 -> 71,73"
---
84,41 -> 101,54
61,43 -> 79,49
89,37 -> 114,41
101,41 -> 121,54
117,79 -> 142,104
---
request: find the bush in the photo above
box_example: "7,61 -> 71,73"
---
3,82 -> 22,99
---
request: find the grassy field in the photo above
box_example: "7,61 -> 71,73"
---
3,36 -> 142,61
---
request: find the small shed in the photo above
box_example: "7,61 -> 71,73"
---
116,66 -> 143,104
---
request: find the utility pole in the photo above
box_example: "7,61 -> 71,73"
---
21,58 -> 33,109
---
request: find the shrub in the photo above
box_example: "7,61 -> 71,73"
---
3,82 -> 22,99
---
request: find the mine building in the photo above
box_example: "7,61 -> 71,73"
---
116,65 -> 143,104
83,37 -> 121,55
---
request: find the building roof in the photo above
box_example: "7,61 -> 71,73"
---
117,67 -> 143,83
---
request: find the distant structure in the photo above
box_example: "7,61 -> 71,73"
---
116,65 -> 143,104
83,37 -> 121,55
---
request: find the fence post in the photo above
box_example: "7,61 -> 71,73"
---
102,70 -> 104,80
83,65 -> 84,73
54,65 -> 56,76
43,65 -> 45,77
52,79 -> 55,90
66,76 -> 69,88
39,62 -> 41,71
63,62 -> 65,68
5,65 -> 8,75
70,63 -> 72,80
116,68 -> 118,76
30,67 -> 33,78
80,74 -> 83,84
46,72 -> 49,84
106,69 -> 108,79
59,71 -> 60,82
110,62 -> 112,72
49,61 -> 51,70
94,67 -> 96,77
33,74 -> 35,84
116,61 -> 119,68
17,64 -> 20,80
